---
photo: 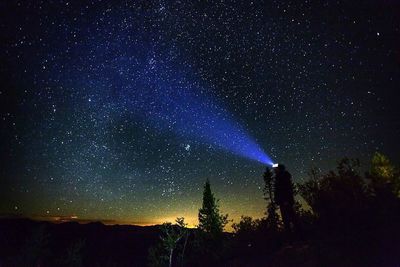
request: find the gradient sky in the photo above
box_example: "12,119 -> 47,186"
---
1,0 -> 399,228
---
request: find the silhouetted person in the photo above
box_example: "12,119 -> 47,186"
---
273,164 -> 296,233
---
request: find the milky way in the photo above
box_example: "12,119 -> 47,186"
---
1,0 -> 399,226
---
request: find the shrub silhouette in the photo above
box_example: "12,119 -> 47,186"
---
297,155 -> 400,266
148,217 -> 189,267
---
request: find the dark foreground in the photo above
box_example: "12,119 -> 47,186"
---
1,216 -> 400,267
0,218 -> 159,267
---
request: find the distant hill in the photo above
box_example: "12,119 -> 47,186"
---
0,218 -> 161,266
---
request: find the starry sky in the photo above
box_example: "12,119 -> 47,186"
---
1,0 -> 399,227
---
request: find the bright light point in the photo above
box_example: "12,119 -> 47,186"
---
261,158 -> 274,166
272,163 -> 279,168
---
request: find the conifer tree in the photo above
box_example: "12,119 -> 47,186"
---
263,167 -> 280,230
198,179 -> 228,236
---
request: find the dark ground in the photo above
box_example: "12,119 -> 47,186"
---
1,216 -> 399,267
0,218 -> 160,267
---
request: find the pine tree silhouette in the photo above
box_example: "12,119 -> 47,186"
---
263,168 -> 280,230
198,179 -> 228,236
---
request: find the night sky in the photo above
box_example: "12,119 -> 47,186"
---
1,0 -> 399,227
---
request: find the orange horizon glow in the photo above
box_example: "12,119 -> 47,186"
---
3,213 -> 240,231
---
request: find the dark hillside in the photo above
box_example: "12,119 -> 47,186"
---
0,218 -> 160,267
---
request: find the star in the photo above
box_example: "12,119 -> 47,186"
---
184,144 -> 191,152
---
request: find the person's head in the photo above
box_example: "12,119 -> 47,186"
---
273,164 -> 286,175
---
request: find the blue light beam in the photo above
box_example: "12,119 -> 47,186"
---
124,56 -> 274,166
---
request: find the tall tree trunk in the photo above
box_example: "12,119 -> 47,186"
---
169,249 -> 173,267
268,182 -> 274,205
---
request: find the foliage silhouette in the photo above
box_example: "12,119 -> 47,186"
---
262,167 -> 280,231
148,217 -> 189,267
194,179 -> 229,266
232,216 -> 260,235
198,179 -> 229,236
296,155 -> 400,266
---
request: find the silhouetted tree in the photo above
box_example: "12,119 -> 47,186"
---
367,152 -> 399,198
148,217 -> 189,267
365,153 -> 400,260
297,167 -> 321,214
298,158 -> 367,228
370,152 -> 395,178
194,179 -> 229,265
263,168 -> 280,230
232,216 -> 260,235
198,179 -> 228,236
176,217 -> 189,267
297,157 -> 400,266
